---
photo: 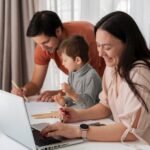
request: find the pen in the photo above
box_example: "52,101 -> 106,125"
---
88,122 -> 106,126
61,104 -> 67,123
11,80 -> 29,102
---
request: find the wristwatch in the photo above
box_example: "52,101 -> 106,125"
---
80,124 -> 89,141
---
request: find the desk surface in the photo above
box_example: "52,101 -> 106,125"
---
0,131 -> 149,150
0,132 -> 28,150
0,101 -> 150,150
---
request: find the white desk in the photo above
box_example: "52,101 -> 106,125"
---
0,131 -> 149,150
0,102 -> 150,150
0,131 -> 28,150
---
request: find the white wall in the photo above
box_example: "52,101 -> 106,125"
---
40,0 -> 150,91
41,60 -> 68,91
130,0 -> 150,48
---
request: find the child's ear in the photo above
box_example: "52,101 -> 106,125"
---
75,56 -> 82,64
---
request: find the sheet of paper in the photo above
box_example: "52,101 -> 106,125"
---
26,101 -> 60,113
25,101 -> 115,130
31,123 -> 49,131
25,102 -> 61,125
27,95 -> 39,102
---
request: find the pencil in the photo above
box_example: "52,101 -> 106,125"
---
11,80 -> 29,102
61,104 -> 67,123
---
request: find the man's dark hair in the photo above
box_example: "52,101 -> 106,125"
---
59,35 -> 89,63
27,11 -> 63,37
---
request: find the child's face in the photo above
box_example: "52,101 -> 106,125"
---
61,53 -> 78,73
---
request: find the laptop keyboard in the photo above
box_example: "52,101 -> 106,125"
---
32,128 -> 61,147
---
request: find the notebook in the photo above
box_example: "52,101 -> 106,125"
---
0,90 -> 84,150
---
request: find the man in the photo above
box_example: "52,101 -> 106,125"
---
11,11 -> 105,101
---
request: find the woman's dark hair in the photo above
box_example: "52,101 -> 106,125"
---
59,35 -> 89,63
95,11 -> 150,112
27,11 -> 63,37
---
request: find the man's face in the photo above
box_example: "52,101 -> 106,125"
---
32,34 -> 60,53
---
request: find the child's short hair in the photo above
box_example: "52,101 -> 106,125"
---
59,35 -> 89,63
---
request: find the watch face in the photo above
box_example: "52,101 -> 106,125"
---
80,124 -> 89,129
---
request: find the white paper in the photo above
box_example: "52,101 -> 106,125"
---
31,123 -> 49,131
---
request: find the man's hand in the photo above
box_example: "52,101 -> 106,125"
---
37,90 -> 60,102
11,87 -> 27,97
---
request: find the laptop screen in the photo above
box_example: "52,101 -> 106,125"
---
0,90 -> 36,150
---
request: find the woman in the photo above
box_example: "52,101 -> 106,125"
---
41,11 -> 150,144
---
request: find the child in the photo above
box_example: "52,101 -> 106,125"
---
53,35 -> 101,108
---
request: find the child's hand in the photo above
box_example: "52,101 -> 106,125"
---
61,83 -> 74,96
61,83 -> 78,101
52,92 -> 65,106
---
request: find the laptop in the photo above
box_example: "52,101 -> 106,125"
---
0,90 -> 84,150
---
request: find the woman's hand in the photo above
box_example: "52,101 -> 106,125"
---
41,122 -> 80,139
59,107 -> 82,123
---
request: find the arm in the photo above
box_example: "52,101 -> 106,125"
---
23,64 -> 48,96
61,103 -> 111,123
75,74 -> 101,108
82,109 -> 141,142
62,74 -> 101,108
11,64 -> 48,96
83,123 -> 136,142
25,64 -> 61,100
41,108 -> 140,142
78,103 -> 111,121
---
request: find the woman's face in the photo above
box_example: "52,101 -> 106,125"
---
96,29 -> 126,67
